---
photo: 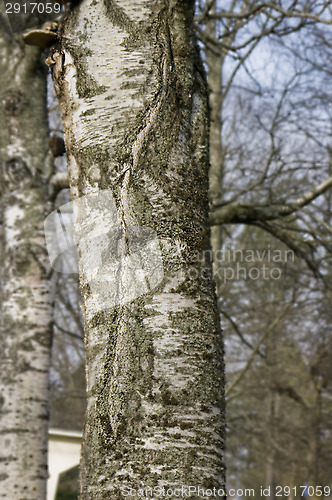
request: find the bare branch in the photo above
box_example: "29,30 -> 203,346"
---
54,321 -> 84,342
282,175 -> 332,215
226,303 -> 293,397
198,2 -> 332,25
210,175 -> 332,225
221,309 -> 266,358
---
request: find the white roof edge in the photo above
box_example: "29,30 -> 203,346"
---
49,428 -> 82,439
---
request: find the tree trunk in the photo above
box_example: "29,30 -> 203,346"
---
0,17 -> 54,499
52,0 -> 226,497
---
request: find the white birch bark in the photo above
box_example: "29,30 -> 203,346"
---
0,15 -> 54,499
52,0 -> 226,497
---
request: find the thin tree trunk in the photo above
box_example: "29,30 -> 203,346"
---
52,0 -> 226,497
0,16 -> 54,499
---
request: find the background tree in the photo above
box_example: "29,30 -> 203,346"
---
197,1 -> 332,497
0,8 -> 54,497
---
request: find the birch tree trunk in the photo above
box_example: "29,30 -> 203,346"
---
52,0 -> 226,497
0,16 -> 54,499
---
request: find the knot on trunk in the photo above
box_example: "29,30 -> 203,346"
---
4,157 -> 31,184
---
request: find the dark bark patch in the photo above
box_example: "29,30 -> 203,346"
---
19,338 -> 34,351
32,331 -> 52,348
4,157 -> 31,184
1,92 -> 23,116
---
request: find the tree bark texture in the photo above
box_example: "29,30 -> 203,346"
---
52,0 -> 226,497
0,17 -> 53,499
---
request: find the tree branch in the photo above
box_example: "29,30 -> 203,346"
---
226,304 -> 292,397
210,175 -> 332,225
220,309 -> 266,358
54,321 -> 84,342
198,2 -> 332,25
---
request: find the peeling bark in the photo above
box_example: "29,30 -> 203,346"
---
0,14 -> 54,499
52,0 -> 226,497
